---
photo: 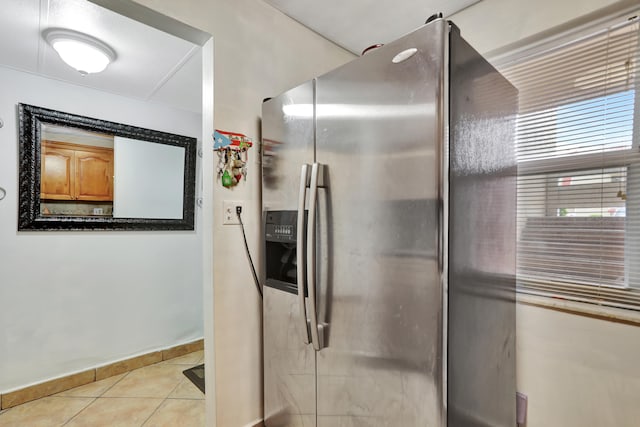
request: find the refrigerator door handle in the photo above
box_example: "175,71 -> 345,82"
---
307,162 -> 325,351
297,164 -> 311,345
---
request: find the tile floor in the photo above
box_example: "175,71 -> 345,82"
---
0,350 -> 205,427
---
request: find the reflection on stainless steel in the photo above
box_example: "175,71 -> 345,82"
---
447,27 -> 518,427
263,286 -> 316,425
263,80 -> 317,424
283,103 -> 432,119
263,19 -> 516,427
451,115 -> 516,175
314,21 -> 445,426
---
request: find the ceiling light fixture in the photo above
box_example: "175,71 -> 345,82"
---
43,28 -> 117,75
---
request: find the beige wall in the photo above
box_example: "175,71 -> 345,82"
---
133,1 -> 354,425
517,303 -> 640,426
450,1 -> 640,426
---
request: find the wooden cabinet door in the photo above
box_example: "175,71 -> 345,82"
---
41,144 -> 75,200
75,149 -> 114,201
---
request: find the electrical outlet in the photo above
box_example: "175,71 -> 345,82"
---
223,200 -> 243,225
516,392 -> 528,425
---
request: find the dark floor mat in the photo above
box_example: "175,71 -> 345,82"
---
182,364 -> 205,394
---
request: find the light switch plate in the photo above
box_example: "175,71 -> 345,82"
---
223,200 -> 243,225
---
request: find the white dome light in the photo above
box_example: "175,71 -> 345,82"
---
43,28 -> 116,75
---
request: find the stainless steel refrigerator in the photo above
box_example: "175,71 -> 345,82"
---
261,18 -> 517,427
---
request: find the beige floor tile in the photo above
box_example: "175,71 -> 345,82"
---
65,397 -> 163,427
55,373 -> 127,398
0,396 -> 93,427
142,399 -> 205,427
167,378 -> 204,400
102,364 -> 185,399
161,351 -> 203,365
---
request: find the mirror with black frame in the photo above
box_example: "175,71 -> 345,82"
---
18,103 -> 197,231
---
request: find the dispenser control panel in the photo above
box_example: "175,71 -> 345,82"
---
267,224 -> 294,239
265,211 -> 298,243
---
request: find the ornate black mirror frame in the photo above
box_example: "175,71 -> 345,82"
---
18,103 -> 197,231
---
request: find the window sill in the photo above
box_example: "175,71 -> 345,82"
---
517,293 -> 640,326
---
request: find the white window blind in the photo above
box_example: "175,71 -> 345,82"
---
499,16 -> 640,310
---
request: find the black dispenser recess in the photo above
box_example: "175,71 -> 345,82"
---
264,210 -> 306,295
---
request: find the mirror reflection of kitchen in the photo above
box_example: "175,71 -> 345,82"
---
39,122 -> 187,219
40,123 -> 114,217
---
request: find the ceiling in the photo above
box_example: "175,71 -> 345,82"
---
0,0 -> 202,113
264,0 -> 481,54
0,0 -> 480,113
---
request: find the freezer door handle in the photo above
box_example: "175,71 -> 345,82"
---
307,162 -> 325,351
297,164 -> 311,345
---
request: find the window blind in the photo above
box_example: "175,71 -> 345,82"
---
498,16 -> 640,310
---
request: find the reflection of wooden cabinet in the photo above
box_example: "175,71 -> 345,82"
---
41,144 -> 75,200
41,141 -> 113,201
74,149 -> 113,200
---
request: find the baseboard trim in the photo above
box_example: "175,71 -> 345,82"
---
0,338 -> 203,410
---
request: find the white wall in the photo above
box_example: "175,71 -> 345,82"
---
0,65 -> 203,392
449,1 -> 640,426
133,0 -> 354,425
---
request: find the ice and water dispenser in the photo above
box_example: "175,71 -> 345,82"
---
264,210 -> 306,295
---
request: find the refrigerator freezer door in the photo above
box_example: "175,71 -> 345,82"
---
263,81 -> 317,427
314,21 -> 447,426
